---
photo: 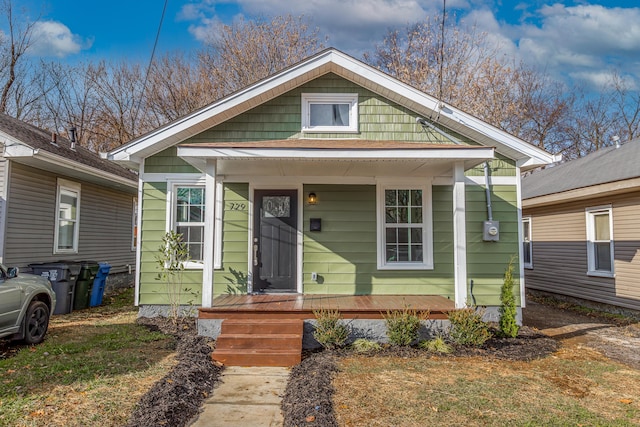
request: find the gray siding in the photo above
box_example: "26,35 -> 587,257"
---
524,191 -> 640,311
0,158 -> 7,261
4,162 -> 136,274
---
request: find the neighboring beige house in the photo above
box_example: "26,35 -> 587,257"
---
522,138 -> 640,313
0,114 -> 138,286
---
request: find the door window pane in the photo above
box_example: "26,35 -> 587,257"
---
263,196 -> 290,218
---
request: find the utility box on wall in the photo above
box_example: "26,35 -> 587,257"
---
483,220 -> 500,241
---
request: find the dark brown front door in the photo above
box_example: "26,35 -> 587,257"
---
252,190 -> 297,293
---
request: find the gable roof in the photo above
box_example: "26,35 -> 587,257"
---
109,48 -> 558,172
0,113 -> 137,191
522,138 -> 640,203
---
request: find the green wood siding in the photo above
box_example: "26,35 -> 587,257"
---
466,154 -> 516,177
302,184 -> 455,297
213,183 -> 250,295
465,185 -> 521,306
145,147 -> 201,174
183,73 -> 474,146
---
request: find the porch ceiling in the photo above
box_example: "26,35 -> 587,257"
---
177,140 -> 495,177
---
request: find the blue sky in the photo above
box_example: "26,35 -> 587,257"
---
14,0 -> 640,90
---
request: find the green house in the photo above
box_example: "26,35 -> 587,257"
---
108,49 -> 557,323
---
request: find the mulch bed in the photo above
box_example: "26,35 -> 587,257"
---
126,317 -> 223,427
128,321 -> 556,427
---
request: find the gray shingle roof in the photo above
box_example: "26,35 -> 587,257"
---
0,114 -> 137,182
522,138 -> 640,199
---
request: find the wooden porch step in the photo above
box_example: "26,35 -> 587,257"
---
212,318 -> 303,367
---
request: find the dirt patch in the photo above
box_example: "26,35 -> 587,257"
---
125,318 -> 223,427
523,298 -> 640,370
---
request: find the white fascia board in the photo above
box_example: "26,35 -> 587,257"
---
329,50 -> 558,166
108,52 -> 338,163
177,146 -> 495,161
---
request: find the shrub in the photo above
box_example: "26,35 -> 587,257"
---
447,307 -> 492,346
418,335 -> 453,354
384,307 -> 429,346
351,338 -> 382,353
313,309 -> 349,349
499,257 -> 520,338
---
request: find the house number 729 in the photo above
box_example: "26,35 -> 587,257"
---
228,202 -> 246,211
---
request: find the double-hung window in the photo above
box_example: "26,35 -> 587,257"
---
55,179 -> 80,254
522,217 -> 532,268
174,186 -> 205,266
377,184 -> 433,270
586,206 -> 614,277
301,93 -> 358,132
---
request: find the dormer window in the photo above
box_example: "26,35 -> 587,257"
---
301,93 -> 358,133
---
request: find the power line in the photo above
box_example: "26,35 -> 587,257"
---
133,0 -> 168,130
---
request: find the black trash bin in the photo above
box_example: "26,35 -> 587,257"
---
29,262 -> 81,315
73,261 -> 99,310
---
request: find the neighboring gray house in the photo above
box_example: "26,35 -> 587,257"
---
0,114 -> 138,287
522,138 -> 640,313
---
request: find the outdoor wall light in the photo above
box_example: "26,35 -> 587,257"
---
308,192 -> 317,205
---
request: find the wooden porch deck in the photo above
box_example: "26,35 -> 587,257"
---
198,294 -> 455,320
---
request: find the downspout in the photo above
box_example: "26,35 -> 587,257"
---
483,162 -> 493,221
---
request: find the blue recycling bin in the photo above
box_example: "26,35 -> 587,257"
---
89,262 -> 111,307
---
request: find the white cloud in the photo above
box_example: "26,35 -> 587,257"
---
29,21 -> 91,58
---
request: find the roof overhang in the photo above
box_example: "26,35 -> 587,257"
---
523,176 -> 640,209
3,140 -> 137,192
177,141 -> 495,177
108,49 -> 558,171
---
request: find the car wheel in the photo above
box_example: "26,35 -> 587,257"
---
23,301 -> 50,345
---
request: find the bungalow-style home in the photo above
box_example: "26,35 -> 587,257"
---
0,114 -> 138,291
522,138 -> 640,314
109,48 -> 557,364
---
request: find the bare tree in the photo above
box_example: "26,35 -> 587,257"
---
0,0 -> 38,115
198,14 -> 325,96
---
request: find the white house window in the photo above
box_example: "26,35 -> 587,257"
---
523,217 -> 532,269
175,186 -> 205,264
55,179 -> 80,254
586,206 -> 614,277
377,184 -> 433,270
301,93 -> 358,132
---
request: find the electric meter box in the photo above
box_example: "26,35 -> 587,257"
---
483,220 -> 500,242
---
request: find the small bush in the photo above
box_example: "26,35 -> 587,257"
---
499,257 -> 520,338
447,307 -> 492,346
384,307 -> 429,346
351,338 -> 382,353
418,335 -> 453,354
313,309 -> 349,349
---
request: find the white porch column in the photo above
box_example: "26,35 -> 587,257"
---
453,161 -> 468,308
202,159 -> 217,308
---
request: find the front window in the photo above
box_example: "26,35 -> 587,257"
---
175,186 -> 205,263
377,184 -> 433,270
301,93 -> 358,132
586,206 -> 614,276
522,217 -> 532,268
55,179 -> 80,254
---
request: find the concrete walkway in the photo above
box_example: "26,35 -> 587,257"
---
189,366 -> 289,427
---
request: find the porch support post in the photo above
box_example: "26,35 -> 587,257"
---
453,161 -> 468,308
202,159 -> 217,308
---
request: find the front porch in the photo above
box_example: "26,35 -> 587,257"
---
199,293 -> 455,320
199,294 -> 455,366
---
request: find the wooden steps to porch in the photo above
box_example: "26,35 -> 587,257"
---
211,318 -> 303,367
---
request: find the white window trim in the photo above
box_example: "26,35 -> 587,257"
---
585,205 -> 614,278
301,93 -> 358,133
523,216 -> 533,269
54,178 -> 81,254
376,181 -> 433,270
167,179 -> 206,270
